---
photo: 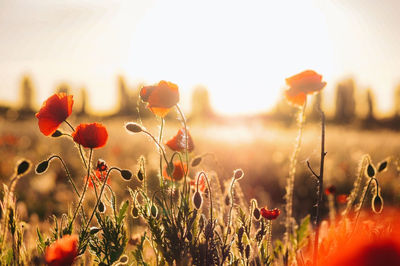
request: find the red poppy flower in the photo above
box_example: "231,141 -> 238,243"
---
260,207 -> 281,220
166,128 -> 195,152
285,70 -> 326,106
86,170 -> 110,188
190,174 -> 208,193
45,234 -> 78,266
163,161 -> 187,181
72,123 -> 108,149
96,159 -> 108,172
140,80 -> 179,117
325,185 -> 336,196
35,93 -> 73,136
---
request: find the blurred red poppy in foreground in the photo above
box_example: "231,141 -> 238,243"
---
163,161 -> 187,181
36,93 -> 73,136
45,234 -> 78,266
337,194 -> 348,204
72,123 -> 108,149
325,185 -> 336,196
310,209 -> 400,266
140,80 -> 179,117
166,128 -> 195,152
260,207 -> 281,220
285,70 -> 326,106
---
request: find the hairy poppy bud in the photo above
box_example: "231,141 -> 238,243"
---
119,255 -> 129,264
150,205 -> 158,218
17,160 -> 31,175
193,191 -> 203,210
125,122 -> 143,133
131,206 -> 139,218
366,164 -> 375,178
199,214 -> 205,232
191,156 -> 202,167
238,226 -> 244,241
51,130 -> 62,137
186,231 -> 193,241
120,170 -> 132,181
378,160 -> 388,173
245,244 -> 251,259
253,208 -> 261,221
233,169 -> 244,180
137,169 -> 144,181
372,194 -> 384,213
36,160 -> 49,174
98,201 -> 106,213
225,195 -> 230,206
90,227 -> 101,234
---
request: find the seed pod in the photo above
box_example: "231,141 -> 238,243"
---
51,130 -> 62,137
90,227 -> 101,234
120,170 -> 132,181
98,201 -> 106,213
378,160 -> 388,173
233,169 -> 244,180
36,160 -> 49,174
366,164 -> 375,178
131,206 -> 139,218
151,204 -> 158,218
253,207 -> 261,221
137,169 -> 144,181
125,122 -> 143,133
17,160 -> 30,175
193,191 -> 203,210
191,156 -> 202,167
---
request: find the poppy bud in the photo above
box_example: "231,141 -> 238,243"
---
193,191 -> 203,210
98,201 -> 106,213
378,160 -> 388,173
150,204 -> 158,218
233,169 -> 244,180
119,255 -> 129,265
36,160 -> 49,174
372,194 -> 384,213
366,164 -> 375,178
191,156 -> 202,167
137,169 -> 144,182
199,214 -> 205,232
131,206 -> 139,218
253,208 -> 261,221
125,122 -> 143,133
225,195 -> 230,206
17,160 -> 31,175
120,170 -> 132,181
51,130 -> 62,137
90,227 -> 101,234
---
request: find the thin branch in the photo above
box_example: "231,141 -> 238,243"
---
307,161 -> 320,180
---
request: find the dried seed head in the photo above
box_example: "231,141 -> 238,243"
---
137,169 -> 144,182
366,164 -> 376,178
36,160 -> 49,174
51,130 -> 62,137
17,160 -> 31,175
131,206 -> 139,218
125,122 -> 143,133
98,201 -> 106,213
233,169 -> 244,180
191,156 -> 202,167
253,207 -> 261,221
150,204 -> 158,218
193,191 -> 203,210
120,170 -> 132,181
90,227 -> 101,234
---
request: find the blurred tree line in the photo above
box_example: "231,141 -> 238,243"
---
1,74 -> 400,129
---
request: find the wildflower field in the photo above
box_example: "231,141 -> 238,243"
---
1,72 -> 400,266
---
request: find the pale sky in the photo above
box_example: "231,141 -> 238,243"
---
0,0 -> 400,115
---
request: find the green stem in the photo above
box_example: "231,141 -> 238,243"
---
176,105 -> 189,196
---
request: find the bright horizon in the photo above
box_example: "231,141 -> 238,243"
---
1,0 -> 400,116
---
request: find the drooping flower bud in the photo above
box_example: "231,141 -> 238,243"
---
193,191 -> 203,210
98,201 -> 106,213
150,204 -> 158,218
17,160 -> 31,175
120,170 -> 132,181
125,122 -> 143,133
191,156 -> 202,167
253,207 -> 261,221
51,130 -> 63,137
36,160 -> 49,174
233,169 -> 244,180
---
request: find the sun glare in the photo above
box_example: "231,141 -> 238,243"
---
123,0 -> 335,115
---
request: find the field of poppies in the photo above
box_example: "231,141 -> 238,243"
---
1,71 -> 400,265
